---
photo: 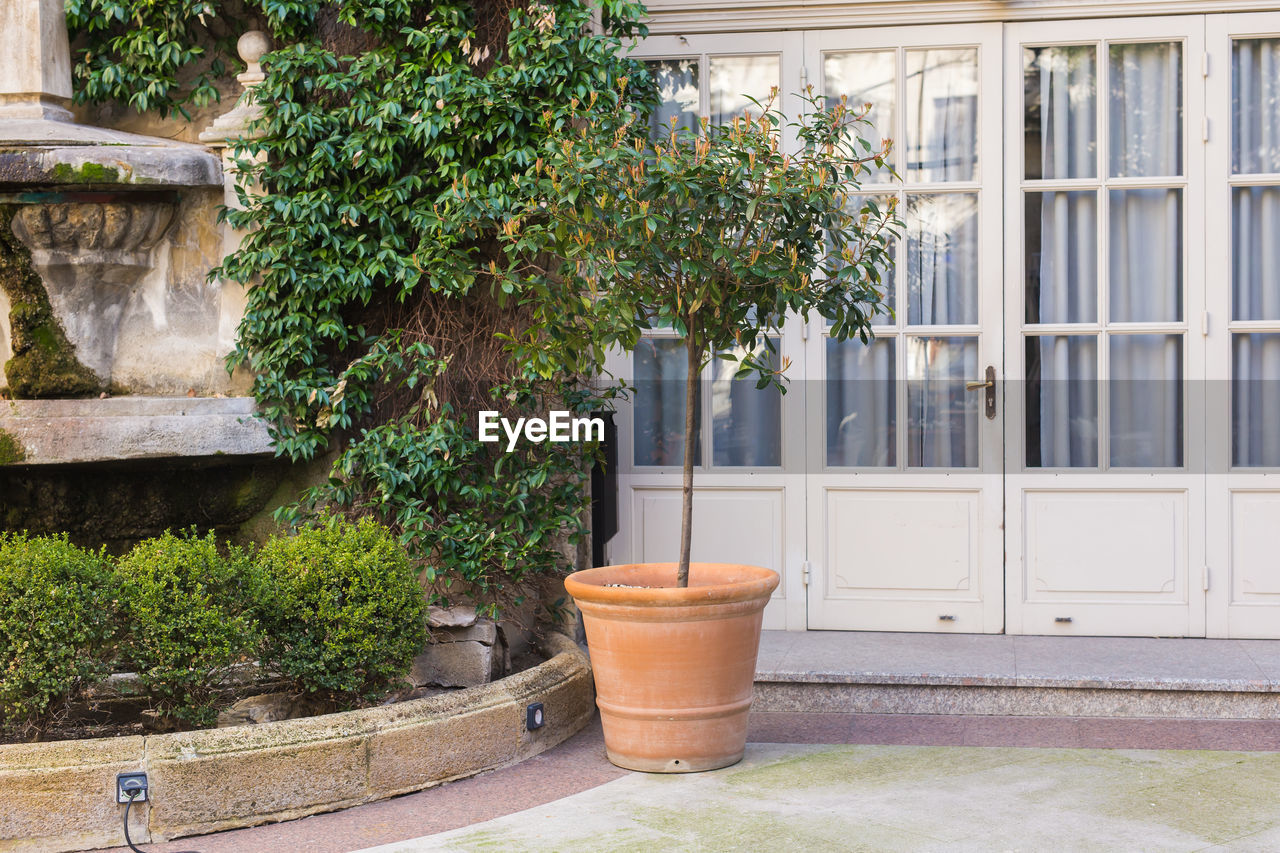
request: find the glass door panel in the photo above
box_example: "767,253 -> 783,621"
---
1020,38 -> 1188,471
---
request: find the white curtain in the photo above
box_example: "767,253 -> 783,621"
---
712,340 -> 781,467
1107,44 -> 1183,467
634,338 -> 694,466
908,337 -> 978,468
647,59 -> 699,139
1232,39 -> 1280,467
1029,43 -> 1184,468
906,48 -> 978,182
902,192 -> 980,468
1027,46 -> 1099,467
827,339 -> 895,467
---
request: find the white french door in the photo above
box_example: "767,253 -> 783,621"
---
1205,13 -> 1280,638
609,11 -> 1280,637
802,24 -> 1006,633
1004,16 -> 1209,637
606,33 -> 807,631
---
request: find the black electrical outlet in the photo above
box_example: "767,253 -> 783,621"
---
116,772 -> 148,804
526,702 -> 545,730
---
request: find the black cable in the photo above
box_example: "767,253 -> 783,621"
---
122,792 -> 146,853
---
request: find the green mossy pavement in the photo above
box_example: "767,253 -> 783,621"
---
363,743 -> 1280,852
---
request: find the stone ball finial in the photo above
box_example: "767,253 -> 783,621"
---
237,31 -> 272,68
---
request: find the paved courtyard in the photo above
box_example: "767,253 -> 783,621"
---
362,741 -> 1280,852
103,712 -> 1280,853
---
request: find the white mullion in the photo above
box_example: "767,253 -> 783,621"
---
902,181 -> 983,193
1106,322 -> 1190,334
901,324 -> 983,335
1023,178 -> 1107,192
1103,175 -> 1191,189
1228,173 -> 1280,186
1098,38 -> 1113,472
1228,319 -> 1280,333
700,53 -> 710,123
1024,322 -> 1104,335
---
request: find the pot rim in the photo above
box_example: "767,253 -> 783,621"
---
564,562 -> 779,607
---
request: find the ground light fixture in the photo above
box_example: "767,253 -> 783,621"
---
527,702 -> 546,730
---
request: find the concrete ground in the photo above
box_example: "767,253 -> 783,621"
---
103,712 -> 1280,853
359,740 -> 1280,852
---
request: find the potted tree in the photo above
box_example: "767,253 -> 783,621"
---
510,88 -> 898,772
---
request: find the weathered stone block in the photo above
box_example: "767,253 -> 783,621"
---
410,639 -> 496,688
216,691 -> 327,728
434,619 -> 498,646
144,718 -> 372,841
366,699 -> 519,799
426,604 -> 477,628
0,735 -> 148,852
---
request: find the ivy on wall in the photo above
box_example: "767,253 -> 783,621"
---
68,0 -> 650,615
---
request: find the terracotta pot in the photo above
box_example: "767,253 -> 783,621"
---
564,562 -> 779,773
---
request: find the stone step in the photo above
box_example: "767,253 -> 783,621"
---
753,630 -> 1280,720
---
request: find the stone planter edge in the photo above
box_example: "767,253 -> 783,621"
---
0,631 -> 593,853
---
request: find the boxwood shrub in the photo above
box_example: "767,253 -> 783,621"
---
255,516 -> 426,706
0,533 -> 116,739
115,531 -> 261,727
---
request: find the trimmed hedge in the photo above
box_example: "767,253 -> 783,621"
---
115,531 -> 260,727
0,519 -> 427,736
0,533 -> 116,738
255,516 -> 427,705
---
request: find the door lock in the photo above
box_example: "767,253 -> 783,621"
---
965,365 -> 997,420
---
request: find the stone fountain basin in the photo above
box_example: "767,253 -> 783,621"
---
0,120 -> 221,188
0,397 -> 274,465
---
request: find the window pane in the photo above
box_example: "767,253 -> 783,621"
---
1109,334 -> 1183,467
1232,186 -> 1280,320
634,337 -> 700,466
906,48 -> 979,182
1108,188 -> 1183,322
1024,45 -> 1097,180
710,55 -> 780,126
1026,335 -> 1098,468
1232,38 -> 1280,175
906,336 -> 979,468
906,193 -> 978,325
712,338 -> 781,467
646,59 -> 699,141
827,338 -> 896,467
1108,42 -> 1183,178
824,50 -> 896,183
1233,333 -> 1280,467
1025,191 -> 1098,324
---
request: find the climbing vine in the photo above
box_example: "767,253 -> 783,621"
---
68,0 -> 651,614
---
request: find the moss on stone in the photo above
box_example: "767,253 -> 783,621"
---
49,162 -> 121,184
0,205 -> 103,398
0,429 -> 25,465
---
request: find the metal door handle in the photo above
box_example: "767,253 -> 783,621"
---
966,365 -> 997,420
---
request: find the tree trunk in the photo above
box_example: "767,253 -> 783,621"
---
676,332 -> 699,587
